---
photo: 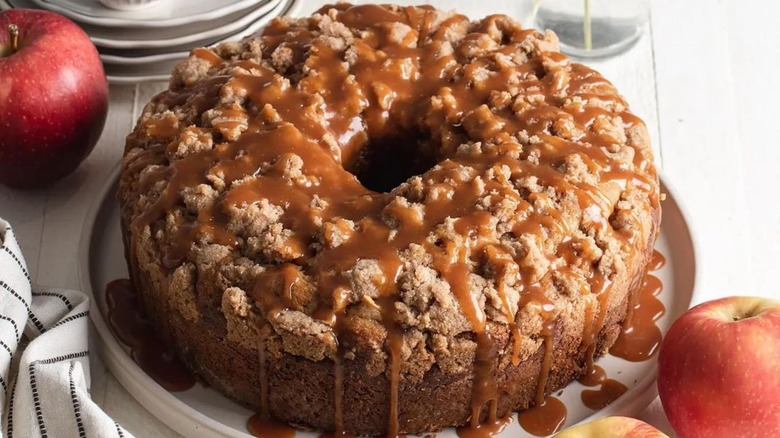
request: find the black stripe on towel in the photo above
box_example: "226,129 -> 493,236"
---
0,280 -> 44,332
0,338 -> 12,356
29,351 -> 90,438
7,377 -> 16,438
115,421 -> 125,438
68,361 -> 87,438
0,314 -> 20,342
29,362 -> 48,438
53,311 -> 89,329
2,246 -> 30,281
32,291 -> 74,311
35,350 -> 90,365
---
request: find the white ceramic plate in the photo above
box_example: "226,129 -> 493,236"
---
5,0 -> 284,50
84,6 -> 264,45
102,61 -> 175,83
91,0 -> 283,49
31,0 -> 268,28
100,0 -> 299,83
79,163 -> 697,437
98,0 -> 293,66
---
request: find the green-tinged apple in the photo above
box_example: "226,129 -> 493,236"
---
658,296 -> 780,438
553,416 -> 668,437
0,9 -> 108,188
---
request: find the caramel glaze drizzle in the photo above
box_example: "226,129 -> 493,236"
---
517,318 -> 567,436
123,3 -> 661,435
248,267 -> 307,437
247,414 -> 296,438
581,379 -> 628,411
106,279 -> 196,392
610,250 -> 666,361
575,250 -> 665,413
456,415 -> 512,438
577,364 -> 628,410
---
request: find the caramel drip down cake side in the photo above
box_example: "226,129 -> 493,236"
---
118,3 -> 661,435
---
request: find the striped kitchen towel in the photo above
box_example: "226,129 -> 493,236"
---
0,219 -> 132,438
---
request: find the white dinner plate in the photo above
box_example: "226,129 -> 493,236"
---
98,0 -> 294,66
100,0 -> 299,83
5,0 -> 285,50
79,163 -> 698,437
101,59 -> 176,83
91,0 -> 283,49
31,0 -> 268,28
100,51 -> 185,66
83,6 -> 265,44
104,74 -> 168,84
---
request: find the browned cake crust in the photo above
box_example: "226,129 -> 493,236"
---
118,3 -> 661,435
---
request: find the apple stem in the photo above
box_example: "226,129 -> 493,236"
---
8,24 -> 18,54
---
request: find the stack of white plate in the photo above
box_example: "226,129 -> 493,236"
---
0,0 -> 301,83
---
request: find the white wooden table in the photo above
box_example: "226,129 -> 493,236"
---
2,0 -> 778,436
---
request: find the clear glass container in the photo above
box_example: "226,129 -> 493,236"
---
532,0 -> 649,57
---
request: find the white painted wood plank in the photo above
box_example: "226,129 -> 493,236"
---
88,324 -> 110,406
35,85 -> 136,289
0,188 -> 46,279
723,0 -> 780,297
650,0 -> 753,301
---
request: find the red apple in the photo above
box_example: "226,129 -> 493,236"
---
658,296 -> 780,438
0,9 -> 108,188
553,416 -> 668,437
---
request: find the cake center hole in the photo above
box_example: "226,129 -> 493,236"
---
349,134 -> 438,193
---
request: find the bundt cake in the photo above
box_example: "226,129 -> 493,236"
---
118,3 -> 661,435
